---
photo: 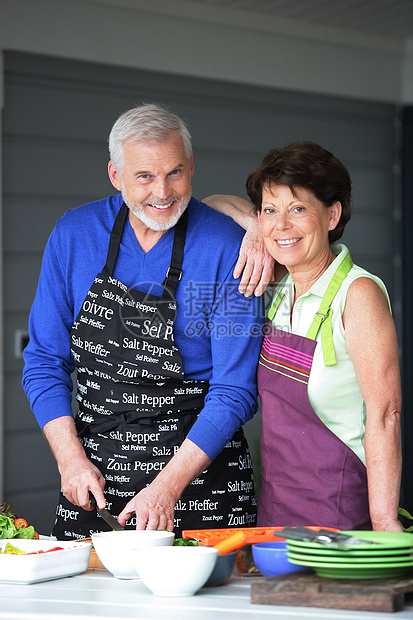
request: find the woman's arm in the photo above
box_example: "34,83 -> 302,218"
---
203,194 -> 277,297
343,277 -> 402,532
203,194 -> 257,229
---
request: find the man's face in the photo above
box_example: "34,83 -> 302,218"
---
108,133 -> 193,232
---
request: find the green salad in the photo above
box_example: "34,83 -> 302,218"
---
0,504 -> 37,540
173,538 -> 198,546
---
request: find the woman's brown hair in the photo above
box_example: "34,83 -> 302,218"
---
246,141 -> 352,242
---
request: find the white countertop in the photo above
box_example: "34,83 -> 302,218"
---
0,568 -> 412,620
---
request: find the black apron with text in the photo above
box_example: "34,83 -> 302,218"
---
52,203 -> 256,539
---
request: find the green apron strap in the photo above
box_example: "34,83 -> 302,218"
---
268,289 -> 284,321
306,251 -> 353,366
267,274 -> 289,321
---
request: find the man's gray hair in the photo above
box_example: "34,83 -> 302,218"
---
109,103 -> 192,171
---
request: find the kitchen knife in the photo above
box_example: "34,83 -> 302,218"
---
89,493 -> 124,531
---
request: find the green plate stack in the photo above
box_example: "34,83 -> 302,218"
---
286,531 -> 413,579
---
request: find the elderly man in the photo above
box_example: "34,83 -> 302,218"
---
23,104 -> 264,538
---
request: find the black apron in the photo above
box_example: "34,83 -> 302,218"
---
52,203 -> 257,539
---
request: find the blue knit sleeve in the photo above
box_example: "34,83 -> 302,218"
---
180,202 -> 265,459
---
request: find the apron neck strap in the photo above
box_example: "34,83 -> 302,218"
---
267,250 -> 353,366
103,202 -> 188,298
305,250 -> 353,366
160,208 -> 188,297
268,287 -> 285,322
103,202 -> 128,275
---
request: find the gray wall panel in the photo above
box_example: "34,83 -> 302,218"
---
4,372 -> 38,433
3,195 -> 89,254
350,167 -> 395,212
3,140 -> 113,197
4,256 -> 43,313
4,432 -> 60,492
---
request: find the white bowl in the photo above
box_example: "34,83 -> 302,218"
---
134,545 -> 218,597
92,530 -> 174,579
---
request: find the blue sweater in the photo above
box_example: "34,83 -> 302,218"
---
23,195 -> 264,460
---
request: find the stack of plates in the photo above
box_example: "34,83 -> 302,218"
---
286,531 -> 413,579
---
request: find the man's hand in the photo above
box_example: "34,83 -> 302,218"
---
235,222 -> 275,297
60,455 -> 106,511
117,478 -> 176,531
43,416 -> 106,510
117,438 -> 211,531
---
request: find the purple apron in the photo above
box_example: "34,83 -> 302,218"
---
257,254 -> 371,531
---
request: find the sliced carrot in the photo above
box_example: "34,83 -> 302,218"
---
213,531 -> 246,555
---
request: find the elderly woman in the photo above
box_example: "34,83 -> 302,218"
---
206,141 -> 402,532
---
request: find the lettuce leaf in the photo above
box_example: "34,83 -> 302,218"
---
0,515 -> 17,539
0,514 -> 36,539
0,504 -> 16,520
15,525 -> 36,539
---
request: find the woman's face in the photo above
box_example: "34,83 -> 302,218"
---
258,184 -> 341,270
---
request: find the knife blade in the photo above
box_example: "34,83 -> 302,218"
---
89,493 -> 124,531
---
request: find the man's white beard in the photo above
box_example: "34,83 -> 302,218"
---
121,185 -> 190,232
129,199 -> 189,231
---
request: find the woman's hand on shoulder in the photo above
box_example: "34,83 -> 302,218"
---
234,220 -> 275,297
203,194 -> 276,296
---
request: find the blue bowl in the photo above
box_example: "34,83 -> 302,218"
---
252,541 -> 305,577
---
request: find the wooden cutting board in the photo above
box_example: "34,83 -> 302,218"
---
75,537 -> 105,569
251,569 -> 413,613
